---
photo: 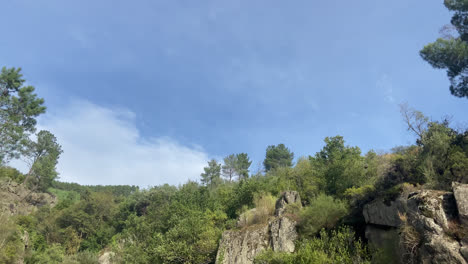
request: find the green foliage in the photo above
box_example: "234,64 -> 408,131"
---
27,131 -> 62,191
0,166 -> 24,182
255,227 -> 370,264
420,0 -> 468,98
0,67 -> 46,164
27,243 -> 65,264
200,159 -> 222,187
299,194 -> 348,238
264,144 -> 294,172
235,153 -> 252,180
237,193 -> 276,227
0,214 -> 24,264
222,154 -> 237,181
310,136 -> 369,196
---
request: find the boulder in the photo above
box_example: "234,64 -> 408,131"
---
216,225 -> 270,264
364,187 -> 467,264
453,182 -> 468,225
275,191 -> 301,217
460,246 -> 468,262
269,216 -> 297,252
363,197 -> 407,227
216,191 -> 300,264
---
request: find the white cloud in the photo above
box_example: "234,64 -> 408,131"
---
377,74 -> 395,103
20,100 -> 209,187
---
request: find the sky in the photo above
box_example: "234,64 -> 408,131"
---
1,0 -> 466,186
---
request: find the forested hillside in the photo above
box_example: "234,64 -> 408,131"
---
1,0 -> 468,263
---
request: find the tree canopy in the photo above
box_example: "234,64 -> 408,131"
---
420,0 -> 468,98
263,144 -> 294,172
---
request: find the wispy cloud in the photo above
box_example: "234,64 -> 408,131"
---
18,100 -> 210,187
377,74 -> 395,103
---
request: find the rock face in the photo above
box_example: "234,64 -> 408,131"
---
216,191 -> 301,264
453,182 -> 468,225
363,197 -> 407,227
0,178 -> 57,216
275,191 -> 302,216
269,216 -> 297,252
364,183 -> 468,264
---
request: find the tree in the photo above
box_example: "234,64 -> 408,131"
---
222,154 -> 237,181
0,67 -> 46,164
200,159 -> 221,187
263,144 -> 294,172
420,0 -> 468,98
399,103 -> 429,140
235,153 -> 252,180
22,130 -> 62,191
311,136 -> 366,196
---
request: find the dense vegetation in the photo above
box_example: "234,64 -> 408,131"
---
1,0 -> 467,263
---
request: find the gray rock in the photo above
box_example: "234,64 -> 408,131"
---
406,190 -> 466,264
420,235 -> 467,264
216,192 -> 300,264
275,191 -> 301,216
363,197 -> 407,227
216,225 -> 270,264
460,246 -> 468,262
269,216 -> 297,253
364,188 -> 467,264
453,182 -> 468,225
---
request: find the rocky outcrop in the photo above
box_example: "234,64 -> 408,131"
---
0,178 -> 57,216
364,183 -> 468,264
275,191 -> 302,216
269,216 -> 297,252
453,182 -> 468,225
363,197 -> 407,227
216,191 -> 301,264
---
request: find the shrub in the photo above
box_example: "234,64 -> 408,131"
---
298,194 -> 348,238
238,193 -> 276,227
255,226 -> 370,264
0,166 -> 24,183
398,213 -> 420,264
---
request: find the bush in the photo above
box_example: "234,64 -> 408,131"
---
298,194 -> 348,238
0,166 -> 24,183
238,193 -> 276,227
62,251 -> 99,264
255,226 -> 370,264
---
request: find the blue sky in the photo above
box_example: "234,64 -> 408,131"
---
1,0 -> 466,186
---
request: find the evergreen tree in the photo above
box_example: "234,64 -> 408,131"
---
222,154 -> 237,181
23,130 -> 62,191
0,67 -> 46,164
200,159 -> 221,187
420,0 -> 468,98
263,144 -> 294,172
235,153 -> 252,180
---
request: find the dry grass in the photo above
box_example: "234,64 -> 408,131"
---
398,212 -> 420,264
238,193 -> 276,227
446,219 -> 468,241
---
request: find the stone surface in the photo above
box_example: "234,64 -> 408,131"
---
363,197 -> 407,227
216,225 -> 270,264
453,182 -> 468,225
0,178 -> 57,216
275,191 -> 301,217
269,216 -> 297,253
216,191 -> 300,264
461,246 -> 468,262
364,187 -> 467,264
